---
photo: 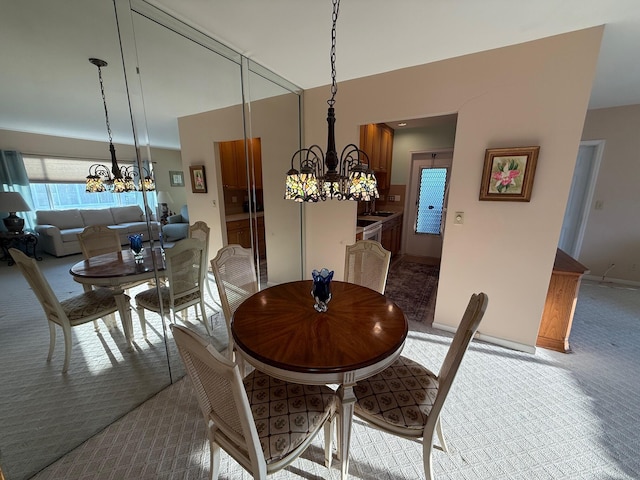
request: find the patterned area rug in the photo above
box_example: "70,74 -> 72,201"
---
385,260 -> 439,323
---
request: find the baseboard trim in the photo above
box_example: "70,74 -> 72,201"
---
432,322 -> 537,354
583,274 -> 640,288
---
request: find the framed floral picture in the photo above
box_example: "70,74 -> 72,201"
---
479,146 -> 540,202
189,165 -> 207,193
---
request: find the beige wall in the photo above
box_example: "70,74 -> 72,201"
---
177,94 -> 302,283
303,27 -> 603,352
391,124 -> 457,185
580,104 -> 640,284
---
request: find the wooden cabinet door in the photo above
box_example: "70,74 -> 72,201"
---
219,141 -> 239,188
234,139 -> 248,189
379,125 -> 393,172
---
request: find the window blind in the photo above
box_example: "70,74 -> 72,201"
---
23,156 -> 133,183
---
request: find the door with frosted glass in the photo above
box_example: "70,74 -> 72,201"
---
405,151 -> 452,258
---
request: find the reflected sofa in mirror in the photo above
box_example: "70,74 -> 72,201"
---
0,1 -> 247,479
0,1 -> 305,478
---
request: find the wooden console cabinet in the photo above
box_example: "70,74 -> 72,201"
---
536,248 -> 589,353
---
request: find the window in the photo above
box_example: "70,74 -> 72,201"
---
416,167 -> 448,235
24,155 -> 157,212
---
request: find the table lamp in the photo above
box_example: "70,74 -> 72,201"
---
0,191 -> 31,234
156,191 -> 174,222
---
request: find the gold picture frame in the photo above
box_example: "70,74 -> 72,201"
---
189,165 -> 207,193
479,146 -> 540,202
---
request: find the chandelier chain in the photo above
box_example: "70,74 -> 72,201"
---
328,0 -> 340,107
96,65 -> 114,144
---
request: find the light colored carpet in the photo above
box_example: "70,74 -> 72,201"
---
28,279 -> 640,479
0,252 -> 226,480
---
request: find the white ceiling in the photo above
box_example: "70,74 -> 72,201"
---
2,0 -> 640,150
155,0 -> 640,110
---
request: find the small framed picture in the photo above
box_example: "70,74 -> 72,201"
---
479,146 -> 540,202
169,171 -> 184,187
189,165 -> 207,193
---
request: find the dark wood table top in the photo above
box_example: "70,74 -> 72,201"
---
70,248 -> 165,281
232,280 -> 408,375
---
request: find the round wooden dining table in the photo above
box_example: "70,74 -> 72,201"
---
70,248 -> 165,349
232,280 -> 408,480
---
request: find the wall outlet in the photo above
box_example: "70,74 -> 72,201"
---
388,195 -> 395,201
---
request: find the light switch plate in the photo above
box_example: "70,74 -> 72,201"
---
454,211 -> 464,224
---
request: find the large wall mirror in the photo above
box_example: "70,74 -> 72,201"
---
0,0 -> 302,478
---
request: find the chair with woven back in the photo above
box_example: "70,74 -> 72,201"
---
351,292 -> 489,480
344,239 -> 392,294
9,247 -> 127,373
78,224 -> 149,330
171,323 -> 338,479
188,221 -> 221,312
135,238 -> 212,338
210,244 -> 258,362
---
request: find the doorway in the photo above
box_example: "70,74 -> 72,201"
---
404,149 -> 453,259
558,140 -> 604,257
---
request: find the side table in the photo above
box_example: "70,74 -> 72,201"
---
0,231 -> 42,266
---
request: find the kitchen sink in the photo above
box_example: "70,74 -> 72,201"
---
371,211 -> 395,217
357,219 -> 380,228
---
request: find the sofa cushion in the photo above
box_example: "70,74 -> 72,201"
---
36,209 -> 84,229
60,227 -> 86,243
111,206 -> 144,224
80,208 -> 115,226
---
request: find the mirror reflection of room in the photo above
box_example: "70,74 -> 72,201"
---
0,1 -> 303,479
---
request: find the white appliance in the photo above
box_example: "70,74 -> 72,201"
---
358,219 -> 382,243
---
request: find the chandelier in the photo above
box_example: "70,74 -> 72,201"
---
284,0 -> 378,202
85,58 -> 155,193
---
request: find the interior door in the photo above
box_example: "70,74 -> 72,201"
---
404,150 -> 453,258
558,141 -> 604,257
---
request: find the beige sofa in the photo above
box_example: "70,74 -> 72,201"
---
35,206 -> 160,257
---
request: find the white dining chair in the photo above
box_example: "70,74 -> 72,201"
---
9,247 -> 127,373
211,244 -> 258,362
344,239 -> 391,294
352,292 -> 489,480
171,324 -> 338,479
135,238 -> 211,337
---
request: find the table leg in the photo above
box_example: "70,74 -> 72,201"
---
338,373 -> 357,480
114,291 -> 133,350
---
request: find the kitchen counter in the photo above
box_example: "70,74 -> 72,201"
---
356,211 -> 403,235
226,211 -> 264,222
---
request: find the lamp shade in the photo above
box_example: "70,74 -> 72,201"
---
157,191 -> 174,204
0,191 -> 30,213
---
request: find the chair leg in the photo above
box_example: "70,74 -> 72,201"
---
209,440 -> 220,480
435,416 -> 448,453
62,324 -> 72,373
137,305 -> 148,339
199,300 -> 212,335
423,437 -> 435,480
47,322 -> 56,362
324,415 -> 333,468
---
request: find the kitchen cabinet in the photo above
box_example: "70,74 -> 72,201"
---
381,214 -> 402,257
219,138 -> 262,189
226,215 -> 266,258
359,123 -> 393,190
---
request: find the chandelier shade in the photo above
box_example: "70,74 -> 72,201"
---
85,58 -> 155,193
284,0 -> 378,203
